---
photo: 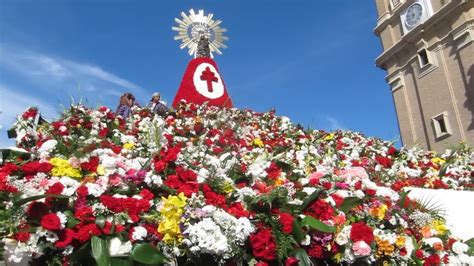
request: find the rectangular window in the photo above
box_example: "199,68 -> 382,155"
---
418,49 -> 429,67
432,112 -> 452,139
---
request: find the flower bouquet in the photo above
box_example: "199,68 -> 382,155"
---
1,103 -> 473,265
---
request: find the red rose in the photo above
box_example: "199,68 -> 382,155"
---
279,212 -> 294,234
55,229 -> 74,248
415,249 -> 424,259
256,262 -> 268,266
76,186 -> 89,197
27,201 -> 49,219
350,222 -> 374,244
424,254 -> 440,265
285,257 -> 299,266
249,228 -> 277,261
14,232 -> 30,242
41,213 -> 61,230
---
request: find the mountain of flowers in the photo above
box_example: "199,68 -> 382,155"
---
1,103 -> 473,265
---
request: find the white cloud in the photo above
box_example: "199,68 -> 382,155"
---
0,45 -> 145,97
326,116 -> 345,131
0,84 -> 58,148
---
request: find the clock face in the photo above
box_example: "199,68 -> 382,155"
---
405,3 -> 424,28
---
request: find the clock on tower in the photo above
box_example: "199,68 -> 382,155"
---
401,0 -> 433,34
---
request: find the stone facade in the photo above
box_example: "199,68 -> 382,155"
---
374,0 -> 473,152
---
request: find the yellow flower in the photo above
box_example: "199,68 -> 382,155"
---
431,157 -> 446,166
96,165 -> 105,176
221,181 -> 234,195
251,138 -> 264,148
274,177 -> 285,186
158,193 -> 187,245
431,219 -> 448,235
370,204 -> 388,220
123,142 -> 135,150
324,133 -> 335,141
395,236 -> 406,247
49,157 -> 82,179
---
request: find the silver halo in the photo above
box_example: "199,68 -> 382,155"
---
172,9 -> 228,58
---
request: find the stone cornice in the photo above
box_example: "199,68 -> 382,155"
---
375,0 -> 463,70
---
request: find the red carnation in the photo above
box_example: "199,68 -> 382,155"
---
266,162 -> 282,180
249,228 -> 277,261
279,212 -> 294,234
55,229 -> 74,248
305,199 -> 334,221
41,213 -> 61,231
46,182 -> 64,195
226,202 -> 250,218
80,157 -> 99,172
74,223 -> 101,243
350,222 -> 374,244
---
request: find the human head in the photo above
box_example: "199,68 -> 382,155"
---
151,92 -> 161,103
120,92 -> 135,106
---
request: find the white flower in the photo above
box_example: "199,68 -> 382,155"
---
197,168 -> 210,183
423,237 -> 442,247
59,177 -> 80,196
335,225 -> 352,246
85,183 -> 106,197
109,237 -> 132,256
57,212 -> 67,229
183,218 -> 230,257
452,241 -> 468,255
131,226 -> 148,241
38,139 -> 57,155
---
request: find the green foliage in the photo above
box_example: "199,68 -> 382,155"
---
91,236 -> 111,266
293,248 -> 313,266
465,238 -> 474,256
339,197 -> 363,213
301,216 -> 336,233
274,229 -> 298,261
13,194 -> 70,207
298,188 -> 323,213
130,243 -> 167,265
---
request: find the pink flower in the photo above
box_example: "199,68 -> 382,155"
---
339,167 -> 368,181
352,240 -> 371,256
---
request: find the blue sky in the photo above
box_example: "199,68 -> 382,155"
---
0,0 -> 400,148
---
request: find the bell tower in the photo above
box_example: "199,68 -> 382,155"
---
374,0 -> 474,151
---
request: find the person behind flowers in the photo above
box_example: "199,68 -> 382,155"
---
116,92 -> 135,118
147,92 -> 168,116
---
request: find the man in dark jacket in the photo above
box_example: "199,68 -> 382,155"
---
148,92 -> 168,116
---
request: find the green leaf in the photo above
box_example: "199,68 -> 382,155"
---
301,216 -> 335,233
339,197 -> 363,213
13,194 -> 70,206
292,219 -> 305,243
465,238 -> 474,256
91,236 -> 110,266
95,215 -> 106,228
294,248 -> 313,266
110,257 -> 133,266
299,189 -> 322,212
131,243 -> 166,265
